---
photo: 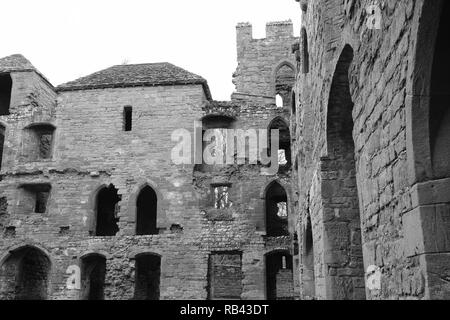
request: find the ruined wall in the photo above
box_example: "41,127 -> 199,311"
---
232,21 -> 298,106
0,20 -> 298,300
295,0 -> 448,300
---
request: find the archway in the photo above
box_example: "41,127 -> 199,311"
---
0,246 -> 51,300
265,181 -> 289,237
136,185 -> 158,235
322,44 -> 365,300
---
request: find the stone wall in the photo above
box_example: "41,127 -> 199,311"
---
294,0 -> 450,300
0,20 -> 298,300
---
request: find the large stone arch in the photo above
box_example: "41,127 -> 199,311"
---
320,44 -> 366,300
403,0 -> 450,299
0,244 -> 53,300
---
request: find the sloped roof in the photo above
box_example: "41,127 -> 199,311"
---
57,62 -> 212,99
0,54 -> 37,73
0,54 -> 54,88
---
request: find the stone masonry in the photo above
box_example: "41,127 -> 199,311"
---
2,0 -> 449,301
0,21 -> 299,300
294,0 -> 450,300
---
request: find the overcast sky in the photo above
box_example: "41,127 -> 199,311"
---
0,0 -> 300,100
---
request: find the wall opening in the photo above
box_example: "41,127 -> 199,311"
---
136,185 -> 158,235
0,125 -> 5,171
324,45 -> 365,300
22,124 -> 55,161
81,254 -> 106,300
275,64 -> 295,108
291,91 -> 296,115
266,251 -> 294,300
0,246 -> 51,300
276,94 -> 284,108
124,106 -> 132,132
302,214 -> 315,298
429,1 -> 450,179
301,28 -> 309,74
265,181 -> 289,237
0,74 -> 12,116
134,254 -> 161,300
208,252 -> 242,300
17,184 -> 51,214
268,117 -> 291,171
95,184 -> 120,236
194,115 -> 236,173
212,184 -> 232,209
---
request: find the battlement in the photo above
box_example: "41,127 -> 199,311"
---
236,20 -> 295,42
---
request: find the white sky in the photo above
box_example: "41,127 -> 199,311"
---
0,0 -> 300,100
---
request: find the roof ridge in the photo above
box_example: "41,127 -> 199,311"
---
56,62 -> 212,100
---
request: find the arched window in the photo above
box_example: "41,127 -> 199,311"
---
136,185 -> 158,235
268,117 -> 291,171
291,91 -> 296,115
302,214 -> 315,298
276,94 -> 284,108
301,28 -> 309,74
134,254 -> 161,300
94,184 -> 120,236
323,45 -> 365,300
275,64 -> 295,108
81,254 -> 106,300
265,251 -> 294,300
265,181 -> 289,237
429,1 -> 450,179
0,73 -> 12,116
0,246 -> 51,300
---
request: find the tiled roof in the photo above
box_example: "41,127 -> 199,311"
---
0,54 -> 53,87
57,62 -> 212,99
0,54 -> 37,73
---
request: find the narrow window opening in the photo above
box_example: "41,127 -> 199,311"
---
291,91 -> 296,115
0,74 -> 12,116
0,125 -> 5,171
301,28 -> 309,74
124,106 -> 132,132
